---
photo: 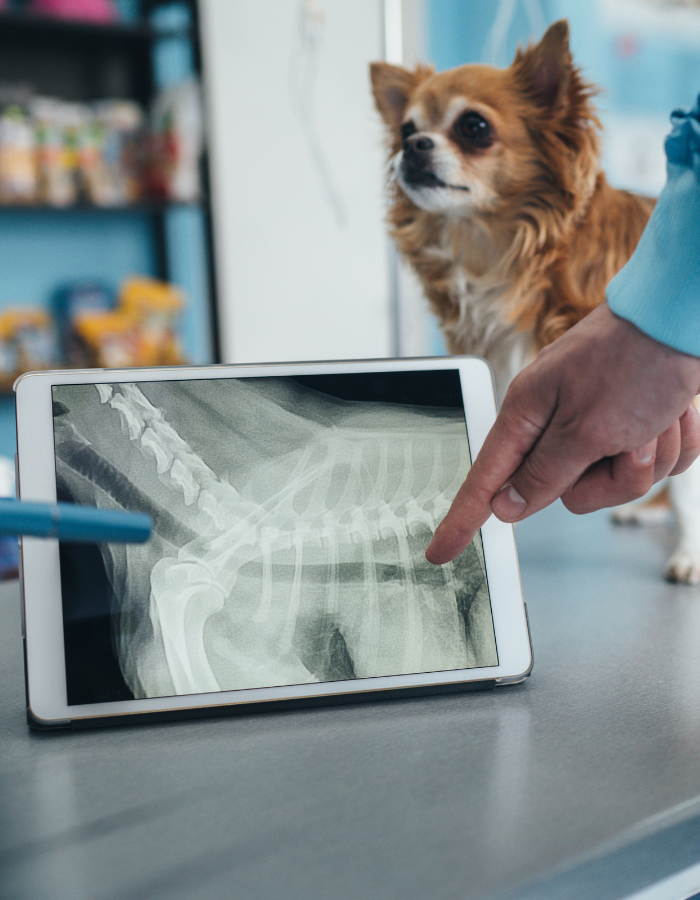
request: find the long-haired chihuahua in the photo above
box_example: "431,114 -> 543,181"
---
371,20 -> 700,583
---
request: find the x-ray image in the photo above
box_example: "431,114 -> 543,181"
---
53,371 -> 498,706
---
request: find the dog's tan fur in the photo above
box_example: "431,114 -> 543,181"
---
370,21 -> 654,385
369,21 -> 700,585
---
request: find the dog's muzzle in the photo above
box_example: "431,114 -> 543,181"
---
400,135 -> 445,188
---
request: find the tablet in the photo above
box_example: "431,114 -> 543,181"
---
15,357 -> 532,729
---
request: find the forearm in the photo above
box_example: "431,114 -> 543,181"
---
607,96 -> 700,357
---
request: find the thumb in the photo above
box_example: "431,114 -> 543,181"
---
491,417 -> 601,523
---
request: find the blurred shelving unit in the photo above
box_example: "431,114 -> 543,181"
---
0,0 -> 220,459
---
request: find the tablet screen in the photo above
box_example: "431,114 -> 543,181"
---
51,370 -> 498,705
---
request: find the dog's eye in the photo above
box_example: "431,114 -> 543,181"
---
455,112 -> 492,147
400,121 -> 417,143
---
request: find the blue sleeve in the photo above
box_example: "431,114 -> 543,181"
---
606,95 -> 700,357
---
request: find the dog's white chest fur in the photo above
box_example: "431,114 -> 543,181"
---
441,263 -> 535,403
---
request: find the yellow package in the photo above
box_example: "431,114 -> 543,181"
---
74,311 -> 140,369
119,277 -> 185,366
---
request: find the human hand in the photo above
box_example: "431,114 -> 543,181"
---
426,303 -> 700,565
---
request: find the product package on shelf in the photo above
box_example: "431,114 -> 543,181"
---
93,100 -> 144,205
53,282 -> 114,366
28,0 -> 119,24
0,78 -> 205,208
0,277 -> 185,389
32,97 -> 145,207
0,83 -> 147,208
0,309 -> 60,392
32,97 -> 79,206
73,277 -> 185,368
144,78 -> 203,202
0,86 -> 36,204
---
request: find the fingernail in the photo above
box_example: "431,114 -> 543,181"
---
492,484 -> 527,521
636,441 -> 656,465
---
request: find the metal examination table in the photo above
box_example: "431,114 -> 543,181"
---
2,502 -> 700,900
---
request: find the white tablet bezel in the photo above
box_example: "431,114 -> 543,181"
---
16,356 -> 531,726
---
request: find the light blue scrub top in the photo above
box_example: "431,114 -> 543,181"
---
606,96 -> 700,358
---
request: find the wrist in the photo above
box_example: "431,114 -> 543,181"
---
604,303 -> 700,394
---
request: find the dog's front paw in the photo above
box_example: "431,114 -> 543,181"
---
612,499 -> 671,526
665,550 -> 700,584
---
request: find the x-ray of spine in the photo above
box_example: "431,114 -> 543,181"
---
53,376 -> 498,700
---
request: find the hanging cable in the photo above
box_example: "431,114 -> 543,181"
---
482,0 -> 548,66
288,0 -> 349,229
482,0 -> 517,65
523,0 -> 547,38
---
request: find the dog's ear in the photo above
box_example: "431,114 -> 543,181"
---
370,62 -> 433,129
512,20 -> 572,109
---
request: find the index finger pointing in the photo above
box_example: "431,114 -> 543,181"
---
425,385 -> 550,564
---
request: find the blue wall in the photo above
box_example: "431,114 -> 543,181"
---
164,205 -> 213,366
427,0 -> 534,70
427,0 -> 700,121
0,210 -> 157,310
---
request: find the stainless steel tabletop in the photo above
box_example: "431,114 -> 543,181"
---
2,502 -> 700,900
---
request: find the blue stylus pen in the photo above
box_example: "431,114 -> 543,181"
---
0,499 -> 152,543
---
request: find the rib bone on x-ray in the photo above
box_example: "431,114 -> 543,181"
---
53,377 -> 498,700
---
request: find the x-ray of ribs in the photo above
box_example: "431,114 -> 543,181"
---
53,378 -> 498,699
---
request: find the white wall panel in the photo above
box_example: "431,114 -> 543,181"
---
200,0 -> 392,364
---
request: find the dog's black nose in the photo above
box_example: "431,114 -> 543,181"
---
401,132 -> 444,189
404,134 -> 435,153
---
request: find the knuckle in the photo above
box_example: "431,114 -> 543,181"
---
453,478 -> 492,513
501,373 -> 550,438
561,474 -> 605,515
615,469 -> 654,506
563,448 -> 656,514
654,453 -> 679,482
518,453 -> 553,494
617,484 -> 653,506
561,493 -> 589,515
577,417 -> 613,458
670,450 -> 700,476
444,480 -> 494,534
673,412 -> 700,474
505,370 -> 530,405
684,423 -> 700,455
545,410 -> 609,465
445,516 -> 475,542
